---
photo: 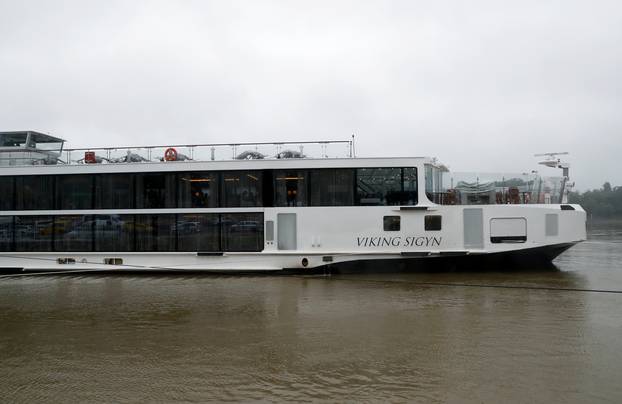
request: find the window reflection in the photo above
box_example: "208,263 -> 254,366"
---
402,167 -> 418,205
221,171 -> 262,207
178,172 -> 219,208
94,214 -> 134,252
0,216 -> 13,251
135,214 -> 176,251
356,168 -> 402,206
221,213 -> 264,252
309,169 -> 354,206
56,175 -> 93,210
136,173 -> 176,209
275,170 -> 307,207
94,174 -> 134,209
15,176 -> 54,210
177,213 -> 220,251
15,215 -> 53,252
54,215 -> 93,251
0,176 -> 14,210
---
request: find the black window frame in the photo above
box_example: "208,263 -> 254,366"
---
55,174 -> 95,210
15,175 -> 55,210
383,216 -> 401,231
424,215 -> 442,231
94,173 -> 136,210
0,176 -> 15,211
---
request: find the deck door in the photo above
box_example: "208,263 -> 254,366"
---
463,208 -> 484,249
277,213 -> 297,250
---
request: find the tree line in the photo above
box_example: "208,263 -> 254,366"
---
568,182 -> 622,217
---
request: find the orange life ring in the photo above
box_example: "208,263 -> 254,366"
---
164,147 -> 178,161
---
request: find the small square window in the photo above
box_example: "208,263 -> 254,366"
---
383,216 -> 400,231
425,215 -> 442,231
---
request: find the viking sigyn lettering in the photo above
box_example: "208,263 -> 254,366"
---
356,236 -> 442,248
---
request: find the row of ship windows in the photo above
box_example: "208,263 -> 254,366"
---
0,167 -> 418,211
0,213 -> 264,253
383,215 -> 442,231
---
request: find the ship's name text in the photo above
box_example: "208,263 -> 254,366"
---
356,236 -> 442,248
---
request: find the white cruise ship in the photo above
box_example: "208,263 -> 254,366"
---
0,131 -> 586,273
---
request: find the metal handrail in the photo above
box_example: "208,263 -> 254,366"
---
63,139 -> 352,152
60,139 -> 355,164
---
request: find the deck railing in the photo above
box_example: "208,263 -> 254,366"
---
61,139 -> 355,165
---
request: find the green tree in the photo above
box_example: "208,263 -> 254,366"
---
569,182 -> 622,217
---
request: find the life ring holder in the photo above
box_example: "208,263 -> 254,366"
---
164,147 -> 178,161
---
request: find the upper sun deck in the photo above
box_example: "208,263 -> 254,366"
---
0,131 -> 434,174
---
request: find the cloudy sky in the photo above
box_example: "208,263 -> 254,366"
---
1,0 -> 620,190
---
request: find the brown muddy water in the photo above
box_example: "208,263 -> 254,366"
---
1,222 -> 621,403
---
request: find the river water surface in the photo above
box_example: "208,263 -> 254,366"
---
1,222 -> 621,403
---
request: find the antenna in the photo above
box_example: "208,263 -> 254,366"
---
535,151 -> 569,168
534,152 -> 572,203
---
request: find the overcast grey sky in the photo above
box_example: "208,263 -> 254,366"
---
1,0 -> 620,189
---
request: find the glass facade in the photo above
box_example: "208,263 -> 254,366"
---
309,169 -> 355,206
56,175 -> 93,210
0,166 -> 419,253
136,173 -> 176,209
15,176 -> 54,210
0,213 -> 265,253
135,214 -> 176,251
0,176 -> 14,210
178,172 -> 219,208
403,167 -> 418,205
274,170 -> 307,207
356,168 -> 402,205
94,214 -> 134,252
177,213 -> 220,252
0,216 -> 13,251
221,212 -> 264,252
94,174 -> 134,209
0,167 -> 418,210
14,215 -> 54,252
221,171 -> 262,207
54,215 -> 93,251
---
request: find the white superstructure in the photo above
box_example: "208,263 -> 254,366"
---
0,131 -> 586,273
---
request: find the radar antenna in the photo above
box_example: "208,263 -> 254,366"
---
534,152 -> 572,203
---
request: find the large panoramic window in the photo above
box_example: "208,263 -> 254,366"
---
135,214 -> 176,251
94,214 -> 135,252
221,212 -> 264,252
136,173 -> 176,209
56,175 -> 94,210
178,172 -> 219,208
94,174 -> 135,209
309,169 -> 355,206
177,213 -> 220,252
0,216 -> 13,251
14,215 -> 54,252
54,215 -> 93,251
402,167 -> 418,205
221,171 -> 262,207
0,176 -> 14,210
356,168 -> 402,206
15,176 -> 55,210
424,164 -> 443,204
274,170 -> 308,207
7,213 -> 266,253
3,166 -> 419,211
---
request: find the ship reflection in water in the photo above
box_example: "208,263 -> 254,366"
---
1,222 -> 621,402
